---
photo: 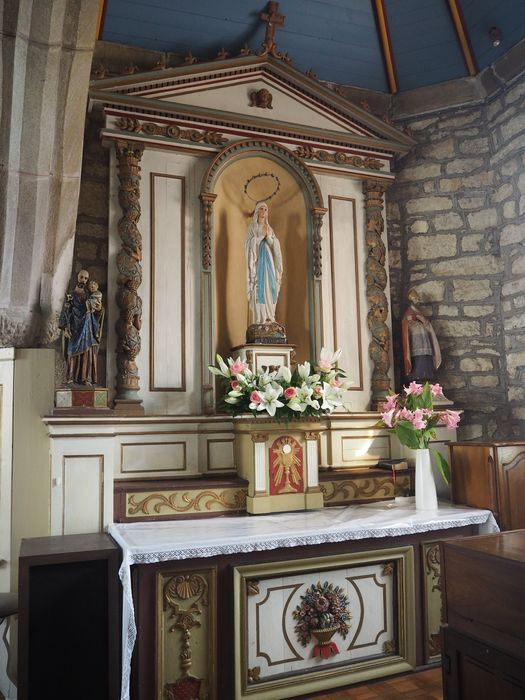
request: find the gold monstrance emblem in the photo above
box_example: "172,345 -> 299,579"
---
271,437 -> 303,493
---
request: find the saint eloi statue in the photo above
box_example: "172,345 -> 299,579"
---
245,201 -> 286,342
59,270 -> 104,385
402,288 -> 441,382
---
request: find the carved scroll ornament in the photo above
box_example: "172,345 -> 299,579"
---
294,146 -> 384,171
116,117 -> 228,146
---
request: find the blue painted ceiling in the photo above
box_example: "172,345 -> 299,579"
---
100,0 -> 525,93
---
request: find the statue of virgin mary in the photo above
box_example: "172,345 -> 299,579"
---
246,202 -> 283,326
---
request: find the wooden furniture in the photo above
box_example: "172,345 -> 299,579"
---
18,533 -> 121,700
109,503 -> 497,700
449,440 -> 525,530
441,529 -> 525,699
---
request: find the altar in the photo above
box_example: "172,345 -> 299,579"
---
109,502 -> 498,700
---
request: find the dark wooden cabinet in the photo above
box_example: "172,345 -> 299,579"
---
18,533 -> 121,700
441,530 -> 525,699
449,441 -> 525,530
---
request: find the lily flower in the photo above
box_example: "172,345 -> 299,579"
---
321,382 -> 343,411
256,385 -> 285,417
208,354 -> 231,378
317,348 -> 342,372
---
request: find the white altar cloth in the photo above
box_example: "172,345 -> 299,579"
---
108,502 -> 498,700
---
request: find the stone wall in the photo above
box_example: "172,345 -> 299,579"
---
389,70 -> 525,439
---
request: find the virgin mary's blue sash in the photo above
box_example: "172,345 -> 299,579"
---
256,238 -> 277,304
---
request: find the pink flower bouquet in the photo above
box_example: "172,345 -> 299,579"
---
377,382 -> 461,483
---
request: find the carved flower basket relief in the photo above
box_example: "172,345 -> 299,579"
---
293,581 -> 351,659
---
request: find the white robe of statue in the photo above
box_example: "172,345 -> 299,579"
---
246,202 -> 283,325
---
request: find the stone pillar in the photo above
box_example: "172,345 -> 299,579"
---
114,140 -> 145,415
363,180 -> 391,408
0,0 -> 99,347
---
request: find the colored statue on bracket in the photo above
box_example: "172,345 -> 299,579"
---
402,288 -> 441,384
59,269 -> 104,386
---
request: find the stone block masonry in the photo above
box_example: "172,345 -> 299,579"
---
389,69 -> 525,440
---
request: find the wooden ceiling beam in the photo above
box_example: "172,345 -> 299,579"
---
446,0 -> 478,76
372,0 -> 399,95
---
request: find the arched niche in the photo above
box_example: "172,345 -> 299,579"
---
200,140 -> 326,412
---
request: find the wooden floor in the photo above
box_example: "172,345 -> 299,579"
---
298,668 -> 443,699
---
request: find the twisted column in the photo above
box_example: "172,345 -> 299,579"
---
114,141 -> 145,414
363,180 -> 391,408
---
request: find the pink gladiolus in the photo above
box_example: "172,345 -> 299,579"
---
410,408 -> 427,430
404,381 -> 423,396
317,359 -> 332,371
230,360 -> 246,374
250,391 -> 262,404
441,410 -> 461,429
231,380 -> 240,390
284,387 -> 297,399
430,383 -> 443,396
381,408 -> 395,427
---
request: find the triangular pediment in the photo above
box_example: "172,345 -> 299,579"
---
91,55 -> 414,156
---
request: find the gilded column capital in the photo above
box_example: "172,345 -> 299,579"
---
251,432 -> 268,443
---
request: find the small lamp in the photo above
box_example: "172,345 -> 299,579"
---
489,27 -> 501,48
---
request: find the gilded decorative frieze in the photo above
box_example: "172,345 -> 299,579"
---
321,476 -> 411,503
115,117 -> 228,146
293,146 -> 384,171
127,487 -> 247,516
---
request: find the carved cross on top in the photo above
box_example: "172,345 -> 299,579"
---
257,2 -> 291,62
260,1 -> 285,53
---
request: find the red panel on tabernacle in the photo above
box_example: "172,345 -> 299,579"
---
269,435 -> 304,495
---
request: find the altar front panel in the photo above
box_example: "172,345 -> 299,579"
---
235,548 -> 415,699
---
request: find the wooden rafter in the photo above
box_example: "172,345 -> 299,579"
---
96,0 -> 108,41
372,0 -> 399,94
446,0 -> 478,76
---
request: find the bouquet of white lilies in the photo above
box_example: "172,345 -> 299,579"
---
209,348 -> 349,420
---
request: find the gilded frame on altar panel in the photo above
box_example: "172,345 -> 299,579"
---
233,547 -> 416,699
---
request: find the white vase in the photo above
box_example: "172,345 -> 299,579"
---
415,448 -> 438,511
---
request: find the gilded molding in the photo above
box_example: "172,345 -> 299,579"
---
383,639 -> 395,654
247,580 -> 260,596
304,431 -> 321,441
127,488 -> 247,515
294,146 -> 384,171
247,666 -> 261,683
251,432 -> 268,443
201,140 -> 324,210
115,116 -> 228,146
114,140 -> 145,410
363,180 -> 391,407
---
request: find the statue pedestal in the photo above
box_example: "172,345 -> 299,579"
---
230,343 -> 295,373
54,387 -> 111,415
234,415 -> 325,514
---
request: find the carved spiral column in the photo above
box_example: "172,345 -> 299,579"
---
114,140 -> 145,414
200,192 -> 218,413
363,180 -> 391,409
312,206 -> 327,357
